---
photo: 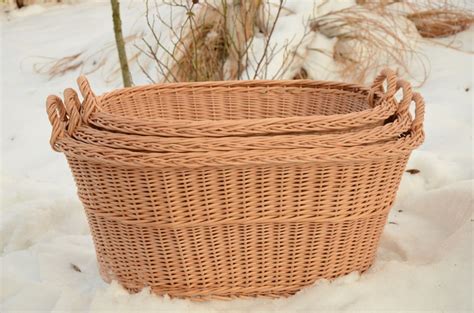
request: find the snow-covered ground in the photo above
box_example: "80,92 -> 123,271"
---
1,1 -> 473,312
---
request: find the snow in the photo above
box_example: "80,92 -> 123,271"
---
242,0 -> 357,80
304,32 -> 340,81
6,5 -> 48,17
1,1 -> 473,312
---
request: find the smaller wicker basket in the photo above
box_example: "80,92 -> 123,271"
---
49,70 -> 416,154
49,79 -> 415,153
73,69 -> 402,137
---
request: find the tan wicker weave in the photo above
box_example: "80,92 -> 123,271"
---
74,69 -> 401,137
49,79 -> 414,153
46,71 -> 425,300
50,70 -> 415,153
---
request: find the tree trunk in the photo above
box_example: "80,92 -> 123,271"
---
110,0 -> 133,87
224,0 -> 261,80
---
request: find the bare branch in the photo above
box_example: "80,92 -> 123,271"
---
252,0 -> 284,79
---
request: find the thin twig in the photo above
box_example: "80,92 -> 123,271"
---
253,0 -> 284,79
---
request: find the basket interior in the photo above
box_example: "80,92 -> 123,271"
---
99,85 -> 372,121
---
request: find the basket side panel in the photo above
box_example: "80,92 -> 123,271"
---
85,216 -> 388,299
68,159 -> 407,226
66,156 -> 409,299
101,88 -> 369,121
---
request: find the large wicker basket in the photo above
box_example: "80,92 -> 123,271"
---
47,70 -> 424,300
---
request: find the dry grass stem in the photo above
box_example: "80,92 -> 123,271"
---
311,6 -> 428,84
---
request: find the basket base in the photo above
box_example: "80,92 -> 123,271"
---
90,211 -> 388,301
160,267 -> 374,301
98,261 -> 374,301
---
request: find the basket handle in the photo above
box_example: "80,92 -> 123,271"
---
77,75 -> 98,122
46,89 -> 83,151
368,68 -> 398,107
63,88 -> 83,135
392,79 -> 424,132
46,95 -> 66,152
394,79 -> 413,115
410,92 -> 425,132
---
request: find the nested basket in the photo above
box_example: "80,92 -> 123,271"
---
75,69 -> 403,138
46,71 -> 425,300
50,70 -> 415,153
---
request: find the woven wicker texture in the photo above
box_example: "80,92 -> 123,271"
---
48,79 -> 416,153
73,69 -> 402,137
49,71 -> 419,153
46,69 -> 425,300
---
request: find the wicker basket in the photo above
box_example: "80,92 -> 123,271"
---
50,84 -> 414,153
74,70 -> 402,137
46,72 -> 425,300
50,70 -> 415,153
